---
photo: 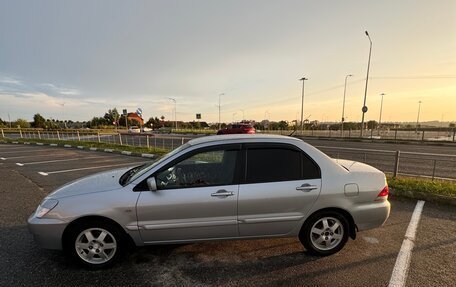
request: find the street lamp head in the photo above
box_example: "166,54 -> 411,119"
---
365,31 -> 372,43
299,77 -> 308,81
348,74 -> 353,77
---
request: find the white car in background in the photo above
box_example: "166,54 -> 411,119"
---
128,126 -> 141,133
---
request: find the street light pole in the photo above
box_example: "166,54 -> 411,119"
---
341,74 -> 353,137
239,109 -> 245,121
416,101 -> 422,133
378,93 -> 385,134
232,112 -> 237,122
168,97 -> 177,130
299,77 -> 308,134
360,31 -> 372,138
218,93 -> 224,129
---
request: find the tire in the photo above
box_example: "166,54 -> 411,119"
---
299,210 -> 350,256
63,220 -> 125,269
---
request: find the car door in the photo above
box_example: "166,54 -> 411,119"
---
135,145 -> 241,243
238,144 -> 322,237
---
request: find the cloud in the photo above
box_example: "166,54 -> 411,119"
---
10,93 -> 34,99
0,77 -> 22,85
41,83 -> 80,96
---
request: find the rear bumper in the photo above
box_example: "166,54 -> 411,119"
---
351,200 -> 391,231
27,215 -> 68,250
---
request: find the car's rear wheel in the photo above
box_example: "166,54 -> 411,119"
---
299,211 -> 349,256
64,220 -> 124,269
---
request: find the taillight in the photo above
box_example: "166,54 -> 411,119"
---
376,186 -> 389,200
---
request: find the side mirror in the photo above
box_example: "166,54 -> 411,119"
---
147,177 -> 158,191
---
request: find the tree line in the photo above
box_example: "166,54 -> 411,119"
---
1,108 -> 455,130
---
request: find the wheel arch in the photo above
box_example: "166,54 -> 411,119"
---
62,215 -> 136,249
303,207 -> 357,240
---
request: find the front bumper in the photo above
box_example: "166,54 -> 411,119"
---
27,215 -> 68,250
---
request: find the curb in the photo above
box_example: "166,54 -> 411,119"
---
141,153 -> 155,158
0,140 -> 157,161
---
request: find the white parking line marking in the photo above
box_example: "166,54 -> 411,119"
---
388,200 -> 425,287
0,153 -> 75,160
361,236 -> 379,244
15,156 -> 106,166
0,147 -> 43,151
0,149 -> 53,155
37,162 -> 143,175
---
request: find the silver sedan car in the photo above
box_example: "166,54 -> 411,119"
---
28,134 -> 390,268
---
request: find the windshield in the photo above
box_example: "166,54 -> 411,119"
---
119,143 -> 191,186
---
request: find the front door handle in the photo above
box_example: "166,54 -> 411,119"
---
296,184 -> 318,192
211,190 -> 234,197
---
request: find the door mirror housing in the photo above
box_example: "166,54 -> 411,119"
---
147,177 -> 158,191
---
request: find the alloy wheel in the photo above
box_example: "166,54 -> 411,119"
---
75,228 -> 117,265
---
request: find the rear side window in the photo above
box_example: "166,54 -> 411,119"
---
302,153 -> 321,179
245,147 -> 320,184
246,148 -> 301,183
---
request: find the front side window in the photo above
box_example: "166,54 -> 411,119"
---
155,148 -> 238,189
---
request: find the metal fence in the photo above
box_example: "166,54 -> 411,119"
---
317,146 -> 456,181
262,129 -> 456,142
2,128 -> 455,180
0,129 -> 192,151
2,127 -> 456,142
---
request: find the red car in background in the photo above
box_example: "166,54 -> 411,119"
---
217,123 -> 256,135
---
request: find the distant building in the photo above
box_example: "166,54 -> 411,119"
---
127,113 -> 144,125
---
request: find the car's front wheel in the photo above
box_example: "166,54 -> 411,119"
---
299,211 -> 349,256
64,220 -> 124,269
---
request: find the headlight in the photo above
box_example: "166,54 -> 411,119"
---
34,199 -> 59,218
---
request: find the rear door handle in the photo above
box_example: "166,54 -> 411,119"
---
296,184 -> 318,192
211,190 -> 234,197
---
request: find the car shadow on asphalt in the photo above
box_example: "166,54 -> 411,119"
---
2,224 -> 455,286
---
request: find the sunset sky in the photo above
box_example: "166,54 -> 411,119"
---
0,0 -> 455,124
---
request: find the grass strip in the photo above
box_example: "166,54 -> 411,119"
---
388,176 -> 456,206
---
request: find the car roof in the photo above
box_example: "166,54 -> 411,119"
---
187,134 -> 301,146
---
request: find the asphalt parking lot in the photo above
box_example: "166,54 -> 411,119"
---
0,143 -> 455,287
